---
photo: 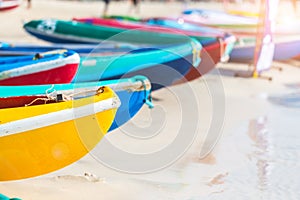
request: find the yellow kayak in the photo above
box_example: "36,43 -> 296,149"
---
0,86 -> 120,181
227,10 -> 259,18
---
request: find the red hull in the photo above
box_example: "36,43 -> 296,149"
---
0,0 -> 19,11
73,18 -> 224,38
0,63 -> 78,86
0,96 -> 54,109
0,5 -> 18,11
174,41 -> 220,84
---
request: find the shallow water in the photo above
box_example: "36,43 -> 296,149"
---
269,82 -> 300,108
196,102 -> 300,199
269,92 -> 300,108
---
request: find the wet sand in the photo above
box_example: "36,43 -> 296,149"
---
0,1 -> 300,199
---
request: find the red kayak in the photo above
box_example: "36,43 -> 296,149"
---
0,50 -> 80,85
73,17 -> 225,39
0,0 -> 20,11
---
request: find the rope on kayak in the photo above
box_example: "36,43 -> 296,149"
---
45,84 -> 71,101
45,84 -> 55,95
96,86 -> 105,95
25,86 -> 106,107
51,86 -> 105,100
135,77 -> 154,109
65,86 -> 105,99
25,85 -> 67,106
25,97 -> 53,106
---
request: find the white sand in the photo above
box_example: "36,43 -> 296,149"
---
1,1 -> 300,199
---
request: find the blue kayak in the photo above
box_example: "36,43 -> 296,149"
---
0,40 -> 201,90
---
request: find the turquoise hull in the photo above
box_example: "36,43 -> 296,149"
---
0,41 -> 201,90
24,19 -> 199,45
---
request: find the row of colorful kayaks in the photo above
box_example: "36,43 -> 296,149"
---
0,10 -> 206,181
1,6 -> 300,182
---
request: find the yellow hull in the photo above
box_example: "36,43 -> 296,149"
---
228,10 -> 259,18
0,87 -> 119,181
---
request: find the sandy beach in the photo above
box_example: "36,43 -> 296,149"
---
1,0 -> 300,199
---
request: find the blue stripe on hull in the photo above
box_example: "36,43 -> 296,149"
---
110,90 -> 147,131
102,54 -> 193,91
